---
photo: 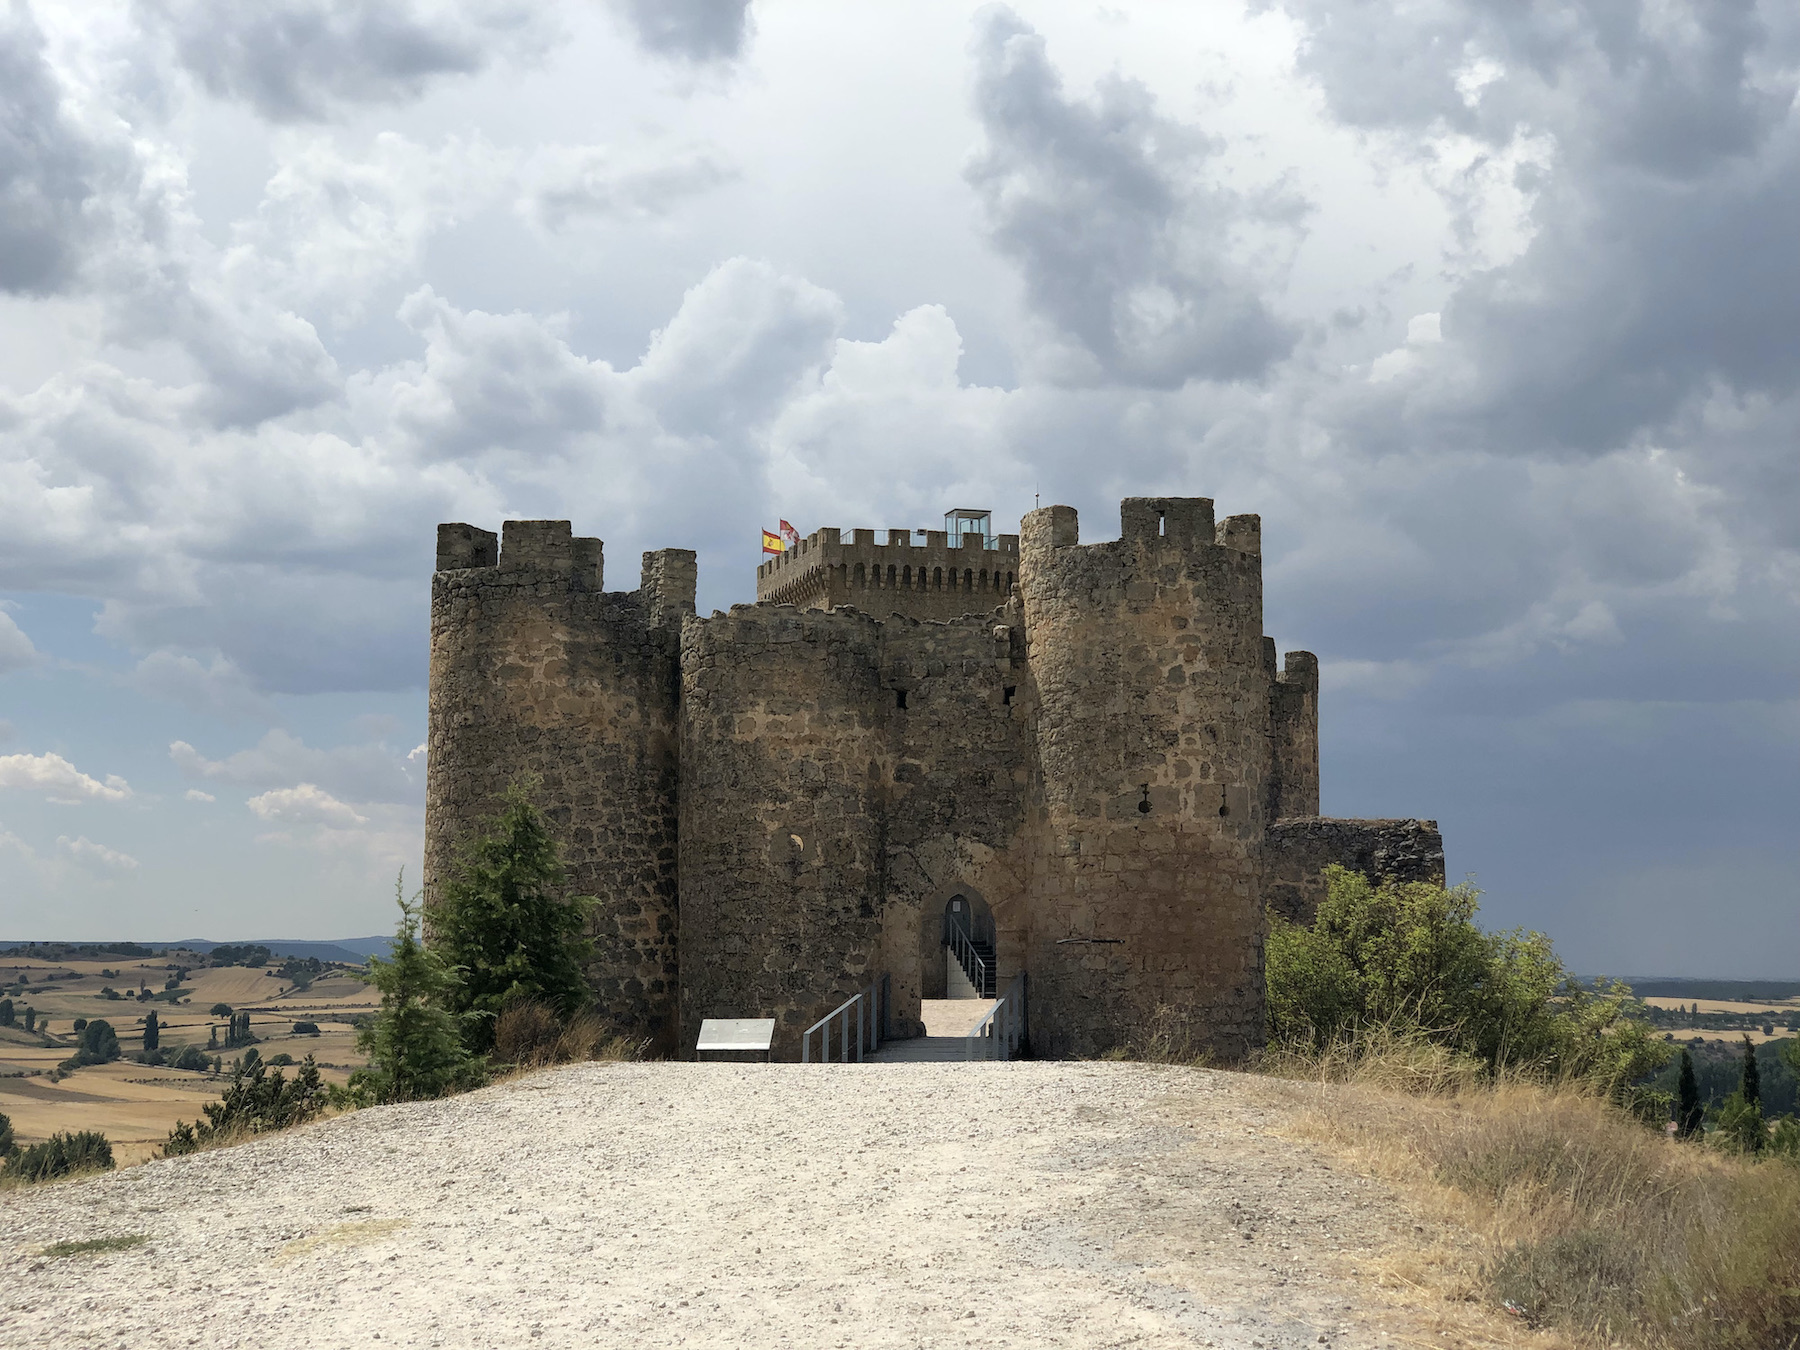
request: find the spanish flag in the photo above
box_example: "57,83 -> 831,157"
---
761,529 -> 786,554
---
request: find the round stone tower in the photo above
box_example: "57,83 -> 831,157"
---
1016,498 -> 1270,1058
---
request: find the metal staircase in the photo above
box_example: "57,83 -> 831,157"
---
946,915 -> 996,997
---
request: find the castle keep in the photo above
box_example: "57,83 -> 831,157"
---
425,499 -> 1444,1060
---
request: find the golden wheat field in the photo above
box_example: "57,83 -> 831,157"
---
0,953 -> 376,1165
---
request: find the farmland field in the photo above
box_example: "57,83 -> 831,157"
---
1,952 -> 375,1165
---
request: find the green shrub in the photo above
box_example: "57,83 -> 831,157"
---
60,1018 -> 122,1071
291,1021 -> 320,1035
161,1054 -> 327,1156
0,1108 -> 14,1157
1267,866 -> 1670,1096
171,1045 -> 208,1072
3,1130 -> 114,1183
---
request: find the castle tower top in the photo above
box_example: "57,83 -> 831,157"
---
755,515 -> 1019,622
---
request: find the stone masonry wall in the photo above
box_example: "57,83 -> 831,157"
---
1263,818 -> 1447,924
426,521 -> 686,1047
676,605 -> 890,1060
1016,498 -> 1271,1060
877,607 -> 1033,1027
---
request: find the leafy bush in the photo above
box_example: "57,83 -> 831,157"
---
267,1053 -> 294,1066
172,1045 -> 209,1072
0,1108 -> 13,1157
2,1130 -> 114,1183
161,1055 -> 327,1156
431,779 -> 597,1053
291,1021 -> 320,1035
1267,867 -> 1671,1098
59,1019 -> 121,1071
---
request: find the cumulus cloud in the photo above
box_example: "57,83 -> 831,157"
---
964,6 -> 1301,387
607,0 -> 752,64
0,609 -> 40,674
135,0 -> 552,121
58,834 -> 139,869
184,788 -> 215,802
246,782 -> 368,827
0,751 -> 132,803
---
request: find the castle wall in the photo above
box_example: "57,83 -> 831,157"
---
426,521 -> 685,1046
877,609 -> 1034,1025
1016,499 -> 1271,1059
1263,818 -> 1447,924
1265,643 -> 1320,820
676,605 -> 890,1060
757,527 -> 1021,623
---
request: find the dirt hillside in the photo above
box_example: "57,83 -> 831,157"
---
1,1060 -> 1522,1349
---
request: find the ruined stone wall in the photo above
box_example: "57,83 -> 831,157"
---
1262,818 -> 1447,924
426,521 -> 687,1047
757,527 -> 1021,622
676,605 -> 889,1060
1265,643 -> 1320,820
1016,498 -> 1270,1060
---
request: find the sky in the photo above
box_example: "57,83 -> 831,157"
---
0,0 -> 1794,974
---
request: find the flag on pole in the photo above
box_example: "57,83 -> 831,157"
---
779,519 -> 800,550
761,529 -> 785,554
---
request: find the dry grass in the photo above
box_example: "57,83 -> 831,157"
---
1275,1040 -> 1800,1350
493,1002 -> 650,1071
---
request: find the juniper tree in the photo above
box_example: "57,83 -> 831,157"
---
142,1010 -> 160,1052
353,873 -> 484,1103
432,780 -> 597,1052
1741,1035 -> 1761,1111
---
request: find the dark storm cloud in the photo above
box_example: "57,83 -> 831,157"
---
1277,0 -> 1800,493
135,0 -> 549,121
608,0 -> 752,64
0,2 -> 100,294
964,6 -> 1301,388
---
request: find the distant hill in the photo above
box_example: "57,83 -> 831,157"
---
0,936 -> 391,963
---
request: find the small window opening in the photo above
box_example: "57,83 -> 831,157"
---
1158,511 -> 1166,537
896,689 -> 908,710
1138,784 -> 1152,815
1003,685 -> 1016,706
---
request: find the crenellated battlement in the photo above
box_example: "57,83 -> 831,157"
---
756,525 -> 1020,621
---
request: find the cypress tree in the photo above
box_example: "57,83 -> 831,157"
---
1676,1050 -> 1703,1138
208,1024 -> 218,1049
23,1007 -> 34,1033
1741,1035 -> 1761,1111
0,997 -> 12,1026
143,1010 -> 160,1052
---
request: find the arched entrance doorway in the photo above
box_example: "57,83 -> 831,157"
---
941,892 -> 996,998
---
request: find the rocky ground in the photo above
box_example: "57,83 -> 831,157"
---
1,1060 -> 1512,1349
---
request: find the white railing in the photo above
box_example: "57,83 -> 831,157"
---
968,972 -> 1027,1061
800,975 -> 885,1062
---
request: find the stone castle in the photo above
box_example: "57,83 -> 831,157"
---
424,498 -> 1444,1060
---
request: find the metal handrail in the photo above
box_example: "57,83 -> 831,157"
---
945,915 -> 991,996
800,975 -> 886,1063
968,972 -> 1027,1061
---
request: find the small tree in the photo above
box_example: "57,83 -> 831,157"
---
1741,1035 -> 1761,1111
23,1007 -> 35,1033
433,779 -> 597,1052
207,1024 -> 218,1049
0,1107 -> 14,1157
210,1002 -> 232,1017
352,873 -> 484,1103
1676,1049 -> 1704,1138
143,1010 -> 160,1052
0,997 -> 13,1027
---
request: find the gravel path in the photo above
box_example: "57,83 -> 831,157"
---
1,1061 -> 1478,1349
